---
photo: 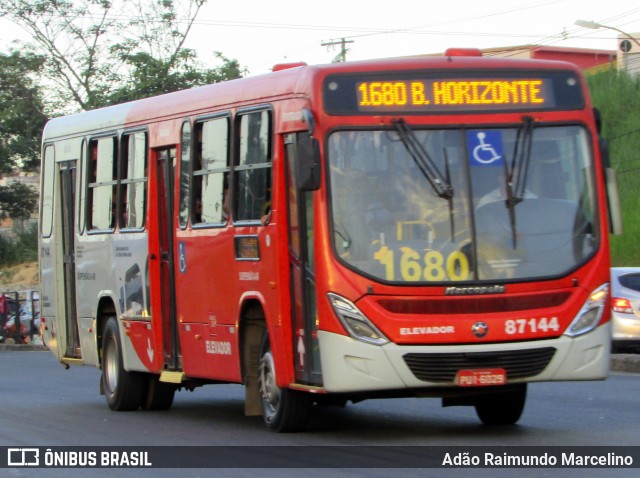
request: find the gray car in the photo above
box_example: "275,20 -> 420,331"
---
611,267 -> 640,353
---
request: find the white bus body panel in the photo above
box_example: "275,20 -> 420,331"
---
75,232 -> 151,371
318,322 -> 611,393
39,129 -> 151,373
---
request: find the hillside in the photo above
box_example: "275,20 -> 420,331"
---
0,261 -> 39,293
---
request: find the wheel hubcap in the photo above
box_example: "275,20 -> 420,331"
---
104,336 -> 119,394
258,350 -> 280,423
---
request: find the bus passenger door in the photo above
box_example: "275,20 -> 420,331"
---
59,160 -> 80,358
285,133 -> 321,385
155,148 -> 180,370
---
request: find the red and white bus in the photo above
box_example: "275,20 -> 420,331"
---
39,49 -> 619,431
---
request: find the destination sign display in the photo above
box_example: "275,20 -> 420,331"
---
357,79 -> 549,110
324,70 -> 584,115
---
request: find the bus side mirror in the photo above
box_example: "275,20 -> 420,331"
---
593,107 -> 603,135
296,132 -> 320,191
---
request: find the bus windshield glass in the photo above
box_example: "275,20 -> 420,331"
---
328,125 -> 598,283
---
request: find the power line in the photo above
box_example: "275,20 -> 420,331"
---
327,0 -> 564,42
321,38 -> 354,62
610,127 -> 640,142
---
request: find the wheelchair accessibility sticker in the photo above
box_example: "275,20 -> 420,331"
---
178,241 -> 187,273
467,130 -> 504,167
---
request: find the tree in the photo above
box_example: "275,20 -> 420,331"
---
0,0 -> 244,112
0,49 -> 48,173
106,51 -> 245,105
0,181 -> 38,221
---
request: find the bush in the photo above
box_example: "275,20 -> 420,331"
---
0,223 -> 38,267
587,69 -> 640,266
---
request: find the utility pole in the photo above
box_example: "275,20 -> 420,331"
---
321,38 -> 354,63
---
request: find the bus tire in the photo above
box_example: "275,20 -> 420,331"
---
101,317 -> 145,411
474,384 -> 527,426
142,376 -> 175,411
258,333 -> 311,432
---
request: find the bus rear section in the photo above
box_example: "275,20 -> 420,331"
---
38,53 -> 614,432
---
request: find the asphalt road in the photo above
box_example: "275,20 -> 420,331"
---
1,349 -> 638,478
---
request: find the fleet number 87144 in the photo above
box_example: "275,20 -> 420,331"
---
505,317 -> 560,335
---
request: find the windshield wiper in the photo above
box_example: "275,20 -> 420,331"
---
392,118 -> 453,199
508,116 -> 534,206
505,116 -> 535,248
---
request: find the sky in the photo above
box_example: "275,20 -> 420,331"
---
1,0 -> 639,76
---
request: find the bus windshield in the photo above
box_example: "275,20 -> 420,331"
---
328,124 -> 599,283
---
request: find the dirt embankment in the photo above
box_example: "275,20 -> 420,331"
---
0,262 -> 39,292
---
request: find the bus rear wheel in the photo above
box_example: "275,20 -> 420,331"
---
101,317 -> 145,411
474,384 -> 527,426
142,376 -> 176,411
258,334 -> 311,432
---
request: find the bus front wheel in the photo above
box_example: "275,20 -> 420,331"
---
258,333 -> 311,432
474,384 -> 527,426
101,317 -> 145,411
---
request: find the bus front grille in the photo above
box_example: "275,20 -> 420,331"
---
403,347 -> 556,383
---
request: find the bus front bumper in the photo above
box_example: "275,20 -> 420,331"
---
317,322 -> 611,393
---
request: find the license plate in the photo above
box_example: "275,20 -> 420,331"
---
455,368 -> 507,387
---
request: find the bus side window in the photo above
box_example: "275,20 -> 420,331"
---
40,145 -> 55,238
78,141 -> 87,234
178,121 -> 191,229
120,132 -> 148,230
234,110 -> 272,223
88,137 -> 118,231
192,116 -> 230,226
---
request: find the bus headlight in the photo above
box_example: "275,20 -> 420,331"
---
327,293 -> 389,346
564,284 -> 609,337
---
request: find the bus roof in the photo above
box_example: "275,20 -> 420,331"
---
42,54 -> 582,142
